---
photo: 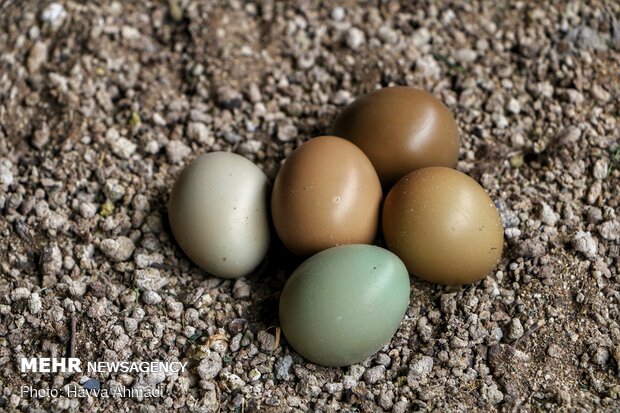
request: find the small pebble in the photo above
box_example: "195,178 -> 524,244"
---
40,3 -> 67,27
232,279 -> 251,299
572,231 -> 597,258
540,202 -> 558,227
27,41 -> 48,74
223,373 -> 245,391
142,290 -> 162,305
166,140 -> 191,164
363,365 -> 385,384
257,330 -> 276,352
277,124 -> 298,142
11,287 -> 31,301
346,27 -> 365,50
28,293 -> 42,314
593,159 -> 608,180
197,352 -> 222,380
275,355 -> 293,381
331,7 -> 345,21
408,355 -> 433,383
100,237 -> 135,262
134,268 -> 168,291
508,318 -> 524,340
599,221 -> 620,241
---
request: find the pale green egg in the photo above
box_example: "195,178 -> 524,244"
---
279,244 -> 410,367
168,152 -> 271,279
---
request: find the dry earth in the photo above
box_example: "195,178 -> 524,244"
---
0,0 -> 619,412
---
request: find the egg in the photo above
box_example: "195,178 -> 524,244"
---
168,152 -> 271,279
382,167 -> 504,285
279,244 -> 410,367
271,136 -> 382,256
331,86 -> 460,187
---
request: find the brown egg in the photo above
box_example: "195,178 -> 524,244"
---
382,167 -> 503,285
331,86 -> 460,187
272,136 -> 382,256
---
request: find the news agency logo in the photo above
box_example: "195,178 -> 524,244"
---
20,358 -> 188,374
19,358 -> 188,399
21,358 -> 81,373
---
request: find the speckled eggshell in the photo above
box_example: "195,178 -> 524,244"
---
279,244 -> 410,367
168,152 -> 271,279
271,136 -> 382,256
382,167 -> 504,285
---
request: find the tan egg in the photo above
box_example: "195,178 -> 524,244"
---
271,136 -> 382,256
331,86 -> 460,187
382,167 -> 504,285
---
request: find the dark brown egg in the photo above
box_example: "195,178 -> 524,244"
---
382,167 -> 503,285
331,86 -> 460,187
271,136 -> 382,256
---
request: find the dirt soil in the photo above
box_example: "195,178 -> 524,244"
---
0,1 -> 619,412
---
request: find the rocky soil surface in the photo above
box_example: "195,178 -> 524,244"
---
0,1 -> 619,412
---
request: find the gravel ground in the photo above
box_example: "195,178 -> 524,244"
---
1,1 -> 619,412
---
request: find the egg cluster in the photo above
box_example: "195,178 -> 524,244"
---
168,86 -> 504,367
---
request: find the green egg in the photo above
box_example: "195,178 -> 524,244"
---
279,244 -> 410,367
